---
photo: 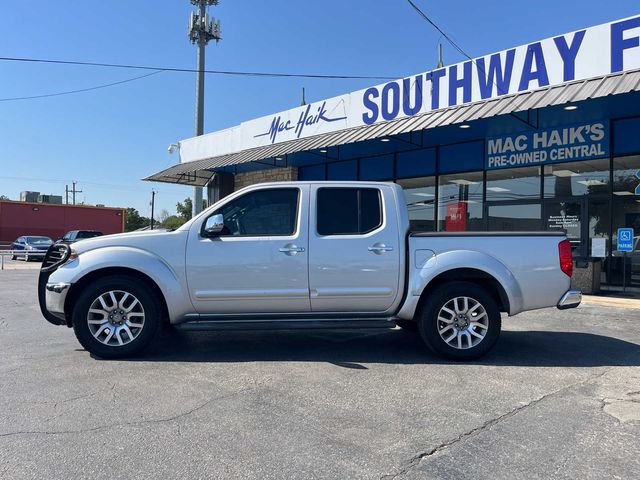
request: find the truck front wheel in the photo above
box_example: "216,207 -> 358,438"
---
418,281 -> 501,361
72,275 -> 161,359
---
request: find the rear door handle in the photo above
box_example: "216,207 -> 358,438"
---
368,243 -> 394,254
279,243 -> 305,255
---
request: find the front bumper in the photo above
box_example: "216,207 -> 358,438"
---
44,282 -> 71,322
557,289 -> 582,310
37,244 -> 73,326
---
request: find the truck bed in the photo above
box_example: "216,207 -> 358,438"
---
411,231 -> 566,237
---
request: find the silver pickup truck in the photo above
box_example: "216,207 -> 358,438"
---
38,181 -> 581,360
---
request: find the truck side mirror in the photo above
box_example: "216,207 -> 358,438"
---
202,214 -> 225,237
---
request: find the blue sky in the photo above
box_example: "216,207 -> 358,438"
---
0,0 -> 637,216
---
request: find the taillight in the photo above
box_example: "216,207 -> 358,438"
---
558,239 -> 573,277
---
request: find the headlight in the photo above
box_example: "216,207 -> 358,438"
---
59,247 -> 79,267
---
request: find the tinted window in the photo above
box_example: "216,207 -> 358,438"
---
327,160 -> 357,180
317,188 -> 382,235
213,188 -> 299,236
77,231 -> 102,239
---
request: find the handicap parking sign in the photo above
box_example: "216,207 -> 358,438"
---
617,228 -> 634,252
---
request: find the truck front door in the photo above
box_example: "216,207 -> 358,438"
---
186,185 -> 310,314
308,185 -> 401,313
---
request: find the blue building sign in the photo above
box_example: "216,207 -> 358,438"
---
485,122 -> 609,170
617,228 -> 634,252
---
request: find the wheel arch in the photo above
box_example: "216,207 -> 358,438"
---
63,267 -> 170,328
414,268 -> 511,321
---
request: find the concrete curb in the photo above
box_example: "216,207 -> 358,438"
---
582,295 -> 640,309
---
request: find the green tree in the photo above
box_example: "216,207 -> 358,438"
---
162,215 -> 186,230
124,207 -> 150,232
176,198 -> 192,222
176,197 -> 207,222
0,195 -> 9,200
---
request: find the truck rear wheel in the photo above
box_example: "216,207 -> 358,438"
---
418,281 -> 501,361
72,275 -> 161,359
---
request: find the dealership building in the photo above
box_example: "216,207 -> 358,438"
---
148,14 -> 640,293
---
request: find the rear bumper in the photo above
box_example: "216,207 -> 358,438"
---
557,289 -> 582,310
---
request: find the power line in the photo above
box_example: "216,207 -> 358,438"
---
406,0 -> 472,61
0,70 -> 163,102
0,55 -> 397,80
406,0 -> 538,128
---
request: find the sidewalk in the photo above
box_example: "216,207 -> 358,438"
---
582,294 -> 640,309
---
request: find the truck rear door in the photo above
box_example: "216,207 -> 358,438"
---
308,184 -> 401,313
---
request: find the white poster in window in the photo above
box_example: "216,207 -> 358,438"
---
591,237 -> 607,258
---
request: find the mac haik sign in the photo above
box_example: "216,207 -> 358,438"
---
179,15 -> 640,164
486,122 -> 610,170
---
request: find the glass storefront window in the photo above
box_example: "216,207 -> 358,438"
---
437,171 -> 484,231
608,156 -> 640,288
327,160 -> 357,180
486,166 -> 541,201
359,154 -> 393,181
487,203 -> 541,231
543,158 -> 610,197
545,200 -> 583,256
588,198 -> 610,285
612,155 -> 640,197
299,164 -> 326,181
397,176 -> 436,231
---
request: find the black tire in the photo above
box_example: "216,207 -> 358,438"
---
418,281 -> 501,361
395,319 -> 418,332
11,255 -> 16,260
72,275 -> 161,359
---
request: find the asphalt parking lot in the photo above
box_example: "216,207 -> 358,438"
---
1,270 -> 639,480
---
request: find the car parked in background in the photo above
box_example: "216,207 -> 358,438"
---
56,230 -> 103,245
11,236 -> 53,261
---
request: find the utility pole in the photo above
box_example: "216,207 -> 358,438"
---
188,0 -> 222,217
150,190 -> 156,230
70,181 -> 82,206
65,185 -> 69,205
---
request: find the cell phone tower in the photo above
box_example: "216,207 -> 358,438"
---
188,0 -> 222,216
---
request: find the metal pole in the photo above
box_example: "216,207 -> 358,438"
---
72,181 -> 76,205
623,251 -> 627,293
192,0 -> 206,218
150,190 -> 156,230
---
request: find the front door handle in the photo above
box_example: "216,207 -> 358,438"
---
279,243 -> 305,256
368,243 -> 394,254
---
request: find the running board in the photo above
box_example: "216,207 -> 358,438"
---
174,318 -> 398,332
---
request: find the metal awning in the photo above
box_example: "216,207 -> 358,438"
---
145,68 -> 640,186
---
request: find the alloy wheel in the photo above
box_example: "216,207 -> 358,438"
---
86,290 -> 145,347
436,296 -> 489,350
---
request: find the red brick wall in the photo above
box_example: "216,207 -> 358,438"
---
0,201 -> 125,244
